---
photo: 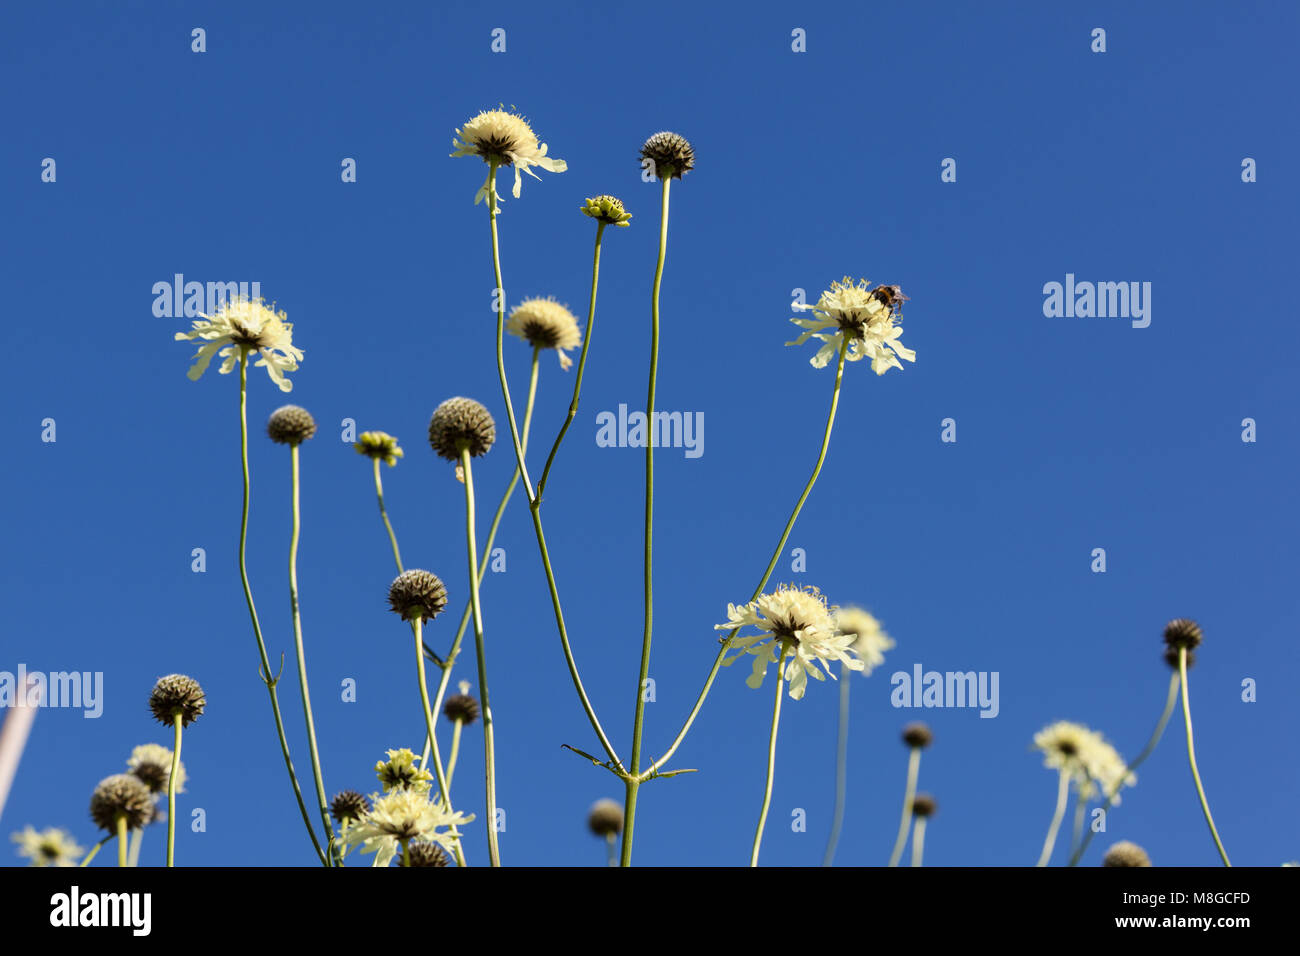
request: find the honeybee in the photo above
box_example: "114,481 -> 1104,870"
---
871,284 -> 908,318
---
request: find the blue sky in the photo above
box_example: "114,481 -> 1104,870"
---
2,0 -> 1296,867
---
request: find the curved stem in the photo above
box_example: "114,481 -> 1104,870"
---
910,817 -> 928,867
412,617 -> 467,868
528,503 -> 623,770
821,671 -> 852,866
373,457 -> 403,571
1180,648 -> 1231,866
649,338 -> 851,777
1069,793 -> 1085,860
236,350 -> 327,866
538,221 -> 606,499
79,834 -> 112,867
461,450 -> 500,866
1035,768 -> 1071,867
488,160 -> 535,502
750,642 -> 790,867
887,747 -> 923,866
621,176 -> 671,867
166,714 -> 182,866
1067,671 -> 1180,866
289,443 -> 337,865
446,719 -> 465,792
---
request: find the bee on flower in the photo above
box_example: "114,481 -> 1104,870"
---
787,277 -> 915,374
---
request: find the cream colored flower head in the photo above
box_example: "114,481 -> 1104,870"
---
355,431 -> 404,467
375,748 -> 433,794
787,277 -> 915,374
506,297 -> 582,370
451,107 -> 567,210
716,584 -> 865,699
11,826 -> 84,867
341,790 -> 473,867
833,607 -> 895,676
174,295 -> 303,392
1033,720 -> 1135,803
127,743 -> 186,794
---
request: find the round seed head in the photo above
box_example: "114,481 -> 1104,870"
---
902,722 -> 933,749
443,692 -> 480,726
127,743 -> 185,794
387,569 -> 449,622
149,674 -> 206,728
1164,645 -> 1195,670
428,397 -> 496,460
587,798 -> 624,837
1163,618 -> 1203,651
1102,841 -> 1152,867
266,405 -> 317,445
89,774 -> 155,832
330,790 -> 370,825
640,131 -> 695,180
911,794 -> 938,818
403,842 -> 450,867
580,195 -> 632,227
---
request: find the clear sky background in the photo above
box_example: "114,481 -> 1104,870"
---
2,1 -> 1296,867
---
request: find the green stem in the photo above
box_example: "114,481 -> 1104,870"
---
537,220 -> 606,499
528,503 -> 623,771
1036,768 -> 1071,867
1069,793 -> 1085,860
649,337 -> 851,777
127,826 -> 143,867
605,832 -> 617,868
821,670 -> 851,866
166,713 -> 182,866
1068,671 -> 1179,866
79,834 -> 112,867
1180,648 -> 1231,866
289,443 -> 337,865
461,450 -> 501,866
750,642 -> 790,867
446,719 -> 464,792
487,159 -> 535,503
236,350 -> 327,866
402,839 -> 410,867
116,814 -> 127,868
422,348 -> 542,773
413,616 -> 467,868
621,176 -> 672,868
373,457 -> 403,571
887,747 -> 923,867
910,817 -> 928,867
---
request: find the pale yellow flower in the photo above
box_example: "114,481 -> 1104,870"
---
11,826 -> 84,867
173,295 -> 303,392
716,585 -> 864,699
833,607 -> 895,676
1034,720 -> 1135,803
506,297 -> 582,370
374,748 -> 433,794
127,743 -> 186,794
787,277 -> 915,374
341,790 -> 473,867
451,108 -> 566,209
354,431 -> 404,467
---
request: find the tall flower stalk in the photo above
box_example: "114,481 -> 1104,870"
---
751,642 -> 791,866
622,170 -> 674,865
1036,767 -> 1072,867
235,352 -> 326,865
268,406 -> 336,865
1172,629 -> 1230,865
1068,671 -> 1179,866
888,723 -> 932,866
